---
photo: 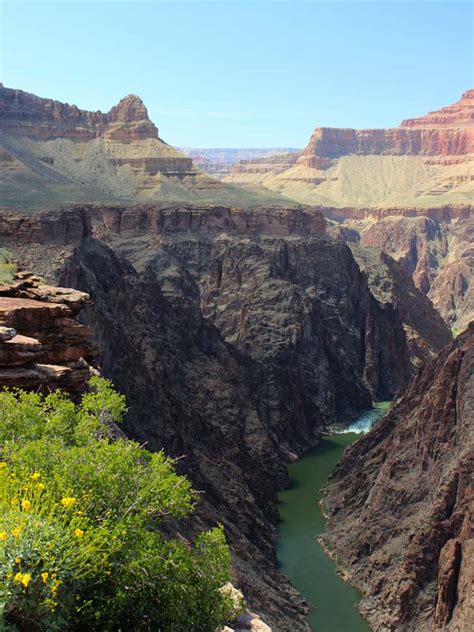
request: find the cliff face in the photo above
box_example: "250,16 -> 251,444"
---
0,84 -> 159,141
401,89 -> 474,128
326,205 -> 473,331
0,203 -> 451,629
321,325 -> 474,631
0,272 -> 95,393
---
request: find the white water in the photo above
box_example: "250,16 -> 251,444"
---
335,402 -> 391,434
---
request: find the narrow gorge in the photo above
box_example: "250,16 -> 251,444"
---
0,201 -> 452,629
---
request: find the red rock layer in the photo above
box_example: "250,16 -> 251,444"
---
0,84 -> 158,141
401,89 -> 474,128
0,272 -> 96,393
298,124 -> 473,160
321,325 -> 474,631
297,89 -> 474,159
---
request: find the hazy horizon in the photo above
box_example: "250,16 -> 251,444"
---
1,0 -> 472,147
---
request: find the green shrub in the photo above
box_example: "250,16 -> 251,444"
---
0,378 -> 232,631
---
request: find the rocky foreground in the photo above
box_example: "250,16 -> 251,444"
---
0,272 -> 95,393
0,202 -> 452,629
321,324 -> 473,631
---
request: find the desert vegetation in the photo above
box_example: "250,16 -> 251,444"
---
0,378 -> 233,631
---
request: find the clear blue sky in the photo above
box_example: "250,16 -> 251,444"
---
1,1 -> 472,147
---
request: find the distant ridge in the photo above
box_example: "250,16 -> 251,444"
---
225,88 -> 474,208
0,84 -> 290,209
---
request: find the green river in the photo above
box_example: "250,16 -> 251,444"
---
277,403 -> 390,632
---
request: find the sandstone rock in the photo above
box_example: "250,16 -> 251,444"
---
0,334 -> 42,365
0,277 -> 96,394
401,89 -> 474,128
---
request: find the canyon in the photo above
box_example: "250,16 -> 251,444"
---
0,202 -> 451,630
321,323 -> 473,631
0,83 -> 471,632
178,149 -> 301,179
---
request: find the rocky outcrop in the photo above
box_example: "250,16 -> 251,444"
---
0,83 -> 159,141
299,125 -> 473,160
0,203 -> 452,629
321,325 -> 474,631
0,272 -> 95,393
348,245 -> 452,375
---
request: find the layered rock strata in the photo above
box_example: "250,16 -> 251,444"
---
0,84 -> 284,208
0,272 -> 95,393
321,325 -> 474,631
0,203 -> 452,629
224,90 -> 474,208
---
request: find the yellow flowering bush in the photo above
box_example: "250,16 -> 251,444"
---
0,378 -> 232,631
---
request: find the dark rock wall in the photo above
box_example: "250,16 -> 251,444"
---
321,325 -> 474,631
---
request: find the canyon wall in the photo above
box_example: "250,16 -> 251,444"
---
321,324 -> 473,631
0,203 -> 451,630
326,205 -> 473,331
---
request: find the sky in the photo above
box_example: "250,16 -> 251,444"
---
0,0 -> 472,147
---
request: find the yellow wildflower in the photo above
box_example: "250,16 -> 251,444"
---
61,497 -> 77,509
11,527 -> 21,538
50,579 -> 61,593
15,557 -> 22,564
0,462 -> 7,469
21,498 -> 31,511
21,573 -> 31,588
30,472 -> 41,481
0,531 -> 7,541
36,482 -> 45,491
74,528 -> 84,539
41,571 -> 49,584
13,571 -> 31,587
